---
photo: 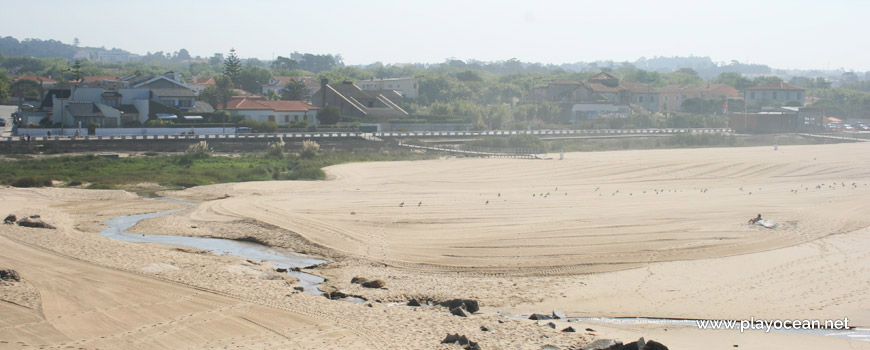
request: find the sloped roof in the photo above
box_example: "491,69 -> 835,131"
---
549,80 -> 582,85
191,77 -> 216,85
588,72 -> 618,81
82,76 -> 124,83
226,98 -> 319,112
584,81 -> 622,93
13,75 -> 57,84
746,82 -> 804,91
151,88 -> 197,97
619,81 -> 658,93
66,102 -> 104,118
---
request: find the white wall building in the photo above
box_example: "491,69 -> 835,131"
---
356,77 -> 419,99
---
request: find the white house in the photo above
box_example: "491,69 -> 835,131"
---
225,98 -> 320,125
356,77 -> 419,99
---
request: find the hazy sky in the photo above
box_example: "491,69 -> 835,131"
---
2,0 -> 868,71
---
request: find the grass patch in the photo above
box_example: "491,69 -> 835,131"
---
0,150 -> 437,190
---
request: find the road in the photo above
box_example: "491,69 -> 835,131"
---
0,105 -> 17,137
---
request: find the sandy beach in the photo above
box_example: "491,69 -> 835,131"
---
2,143 -> 870,349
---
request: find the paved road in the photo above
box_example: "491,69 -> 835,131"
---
0,105 -> 17,137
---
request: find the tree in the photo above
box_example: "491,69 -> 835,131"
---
712,72 -> 753,90
73,37 -> 80,47
238,66 -> 272,93
318,106 -> 340,125
271,56 -> 298,70
214,74 -> 234,109
10,79 -> 42,101
281,80 -> 308,100
176,48 -> 192,61
223,48 -> 242,87
70,59 -> 83,82
264,89 -> 280,101
0,71 -> 9,102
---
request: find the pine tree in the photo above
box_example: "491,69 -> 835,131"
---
223,48 -> 242,88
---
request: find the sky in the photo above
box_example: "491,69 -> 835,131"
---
1,0 -> 868,71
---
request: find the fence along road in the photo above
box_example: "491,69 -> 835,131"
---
0,128 -> 733,143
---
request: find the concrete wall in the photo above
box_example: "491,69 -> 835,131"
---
232,109 -> 319,125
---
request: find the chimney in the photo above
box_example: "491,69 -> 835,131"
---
320,78 -> 329,107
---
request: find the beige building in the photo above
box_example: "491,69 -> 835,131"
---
745,82 -> 805,108
356,77 -> 419,99
659,84 -> 740,112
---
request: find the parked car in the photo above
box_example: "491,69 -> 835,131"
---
852,123 -> 870,131
0,118 -> 6,126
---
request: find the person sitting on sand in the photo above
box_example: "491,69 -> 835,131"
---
748,214 -> 762,225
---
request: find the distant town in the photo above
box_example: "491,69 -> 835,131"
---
2,36 -> 869,136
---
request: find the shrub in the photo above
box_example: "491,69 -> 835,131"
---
11,176 -> 53,188
266,137 -> 285,159
301,139 -> 320,159
185,141 -> 212,159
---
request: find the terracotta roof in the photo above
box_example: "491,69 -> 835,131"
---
660,85 -> 690,93
82,76 -> 124,83
13,75 -> 57,83
266,76 -> 319,88
745,82 -> 804,91
226,98 -> 319,112
549,80 -> 582,85
192,77 -> 215,85
619,81 -> 658,93
584,82 -> 622,93
588,72 -> 618,81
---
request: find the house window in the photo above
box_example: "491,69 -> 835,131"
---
268,115 -> 275,122
639,96 -> 644,102
294,116 -> 299,122
285,115 -> 290,122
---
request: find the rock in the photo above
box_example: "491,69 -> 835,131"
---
585,328 -> 596,332
323,290 -> 347,300
440,299 -> 479,313
407,299 -> 422,307
0,269 -> 21,282
529,313 -> 554,320
293,286 -> 304,292
441,333 -> 470,345
3,215 -> 15,224
618,338 -> 644,350
450,305 -> 468,317
553,309 -> 567,319
361,279 -> 386,288
582,339 -> 621,350
480,325 -> 490,331
16,217 -> 55,229
562,326 -> 576,333
350,276 -> 368,284
28,214 -> 40,219
276,267 -> 288,273
542,346 -> 560,350
246,259 -> 260,265
642,340 -> 668,350
546,322 -> 556,329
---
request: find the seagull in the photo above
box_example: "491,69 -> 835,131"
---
418,201 -> 422,206
485,200 -> 489,205
399,202 -> 404,207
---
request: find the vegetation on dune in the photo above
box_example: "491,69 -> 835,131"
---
0,144 -> 437,189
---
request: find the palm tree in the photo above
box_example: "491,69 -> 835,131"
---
281,80 -> 308,100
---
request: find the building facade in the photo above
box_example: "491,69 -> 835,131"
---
356,77 -> 419,99
745,82 -> 805,108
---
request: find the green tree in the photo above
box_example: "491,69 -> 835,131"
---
239,66 -> 271,93
318,106 -> 340,125
662,68 -> 703,86
0,70 -> 9,102
223,48 -> 242,87
70,59 -> 83,81
712,72 -> 753,90
281,80 -> 308,100
214,74 -> 234,109
176,48 -> 192,61
264,89 -> 280,101
10,79 -> 42,101
271,56 -> 298,70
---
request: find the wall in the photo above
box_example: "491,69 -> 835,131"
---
232,109 -> 319,125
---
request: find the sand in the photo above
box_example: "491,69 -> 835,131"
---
2,143 -> 870,349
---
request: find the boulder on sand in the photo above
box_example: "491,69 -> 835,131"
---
17,216 -> 55,229
361,279 -> 386,288
3,214 -> 15,224
350,276 -> 368,284
0,269 -> 21,282
440,299 -> 479,313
